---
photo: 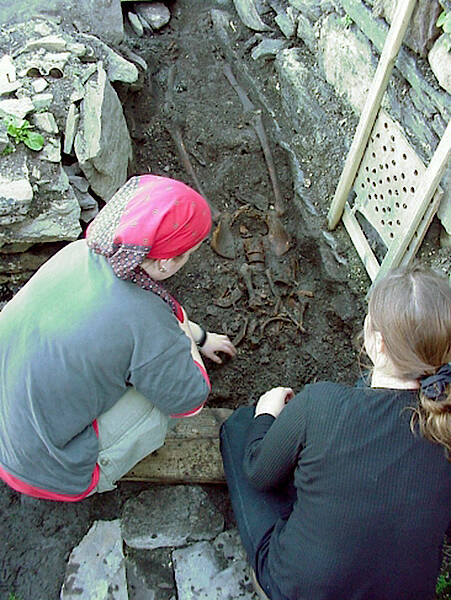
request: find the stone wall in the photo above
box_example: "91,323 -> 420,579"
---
262,0 -> 450,240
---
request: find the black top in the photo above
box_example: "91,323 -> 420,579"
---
244,382 -> 451,600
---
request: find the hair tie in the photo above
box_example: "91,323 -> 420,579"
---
420,363 -> 451,401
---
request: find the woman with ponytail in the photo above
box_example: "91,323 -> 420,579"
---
221,264 -> 450,600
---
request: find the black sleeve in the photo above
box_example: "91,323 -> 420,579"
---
242,390 -> 309,491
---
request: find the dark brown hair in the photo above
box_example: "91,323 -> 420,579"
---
368,265 -> 451,456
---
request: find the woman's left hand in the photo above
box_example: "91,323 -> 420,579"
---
200,332 -> 237,364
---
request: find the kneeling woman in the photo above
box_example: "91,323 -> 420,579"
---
0,174 -> 235,501
221,265 -> 450,600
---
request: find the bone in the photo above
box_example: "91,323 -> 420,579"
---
214,286 -> 243,308
239,263 -> 262,309
210,212 -> 236,259
223,64 -> 285,216
231,316 -> 249,346
265,268 -> 279,298
266,212 -> 290,256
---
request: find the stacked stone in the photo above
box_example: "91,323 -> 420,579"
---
0,16 -> 136,293
231,0 -> 450,246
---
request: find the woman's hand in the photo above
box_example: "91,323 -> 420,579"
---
200,332 -> 237,364
254,387 -> 294,418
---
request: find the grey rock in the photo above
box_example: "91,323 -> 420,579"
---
319,241 -> 347,283
296,13 -> 317,52
251,38 -> 289,60
0,97 -> 34,119
0,175 -> 33,226
233,0 -> 272,31
63,104 -> 79,155
31,93 -> 53,111
23,34 -> 67,53
128,12 -> 144,37
369,0 -> 441,57
0,55 -> 21,95
31,112 -> 58,134
318,13 -> 376,114
275,8 -> 297,38
78,33 -> 139,84
40,137 -> 62,163
135,2 -> 171,30
0,0 -> 124,46
31,78 -> 49,93
68,174 -> 90,193
173,529 -> 256,600
60,520 -> 128,600
437,165 -> 450,235
125,547 -> 175,600
274,49 -> 328,132
74,62 -> 132,201
429,34 -> 451,94
121,486 -> 224,550
0,163 -> 81,249
340,0 -> 450,126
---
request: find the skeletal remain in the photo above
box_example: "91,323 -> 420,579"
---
266,212 -> 290,256
214,286 -> 243,308
243,236 -> 265,269
265,268 -> 279,298
210,212 -> 236,258
223,64 -> 285,215
239,263 -> 262,309
231,316 -> 249,346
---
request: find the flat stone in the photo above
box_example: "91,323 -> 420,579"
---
0,176 -> 33,225
78,34 -> 139,84
31,78 -> 49,93
428,34 -> 451,94
296,13 -> 317,52
31,112 -> 58,134
68,174 -> 90,193
251,38 -> 289,60
63,104 -> 79,155
121,486 -> 224,550
24,34 -> 67,53
172,530 -> 255,600
74,62 -> 132,200
319,13 -> 376,114
128,12 -> 144,37
0,97 -> 34,119
135,2 -> 171,30
32,93 -> 53,111
40,138 -> 62,163
437,166 -> 450,235
0,55 -> 21,95
275,8 -> 297,38
125,547 -> 175,600
60,520 -> 128,600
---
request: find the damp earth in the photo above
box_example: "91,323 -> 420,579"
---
1,1 -> 448,599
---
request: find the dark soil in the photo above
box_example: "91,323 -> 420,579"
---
1,1 -> 448,599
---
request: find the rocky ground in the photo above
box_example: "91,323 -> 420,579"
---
0,1 -> 449,599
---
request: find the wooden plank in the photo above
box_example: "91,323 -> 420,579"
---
122,407 -> 233,484
327,0 -> 417,230
376,119 -> 451,281
342,204 -> 380,282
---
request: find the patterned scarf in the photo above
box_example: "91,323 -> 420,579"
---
86,175 -> 211,316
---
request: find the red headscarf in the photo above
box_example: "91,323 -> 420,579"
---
86,175 -> 212,316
